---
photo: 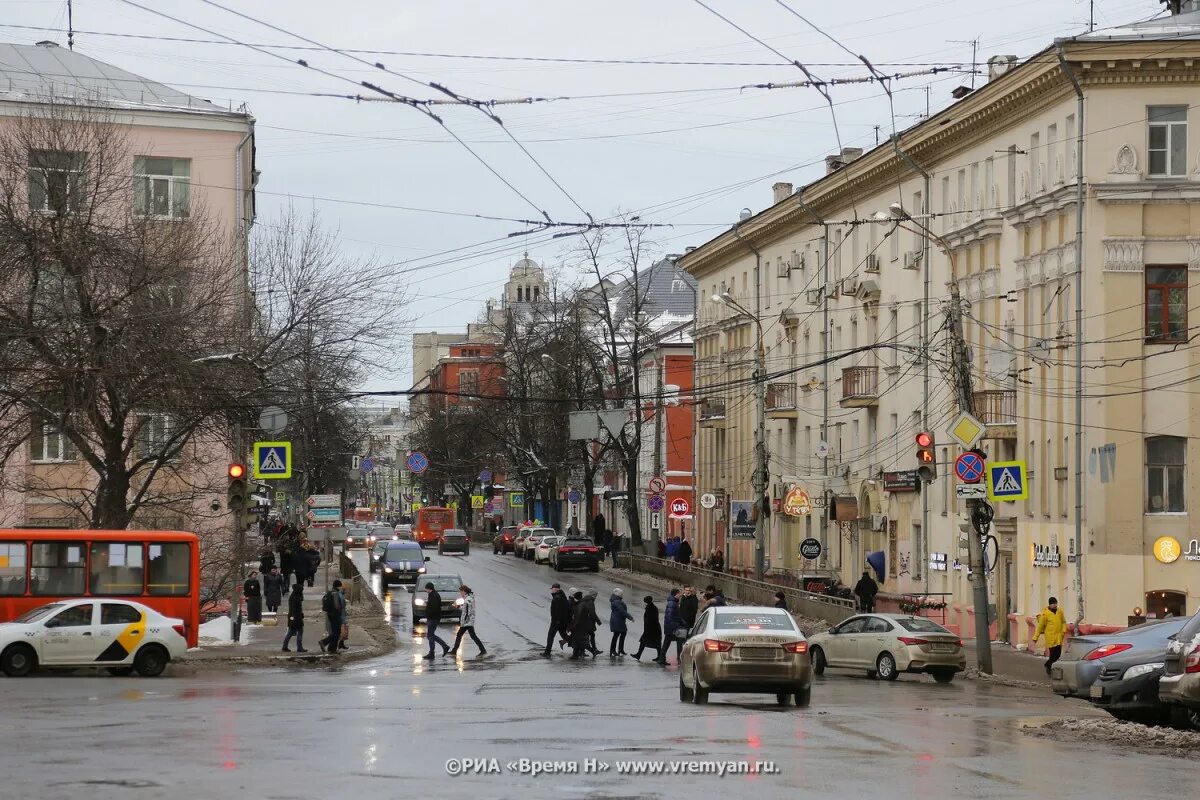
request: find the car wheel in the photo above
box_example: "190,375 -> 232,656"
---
1170,706 -> 1200,730
679,673 -> 694,702
464,547 -> 470,556
691,665 -> 709,704
590,564 -> 600,572
930,668 -> 955,684
811,646 -> 826,675
438,547 -> 443,555
1,644 -> 36,677
794,687 -> 811,707
775,692 -> 789,706
876,652 -> 899,681
106,667 -> 135,677
493,547 -> 498,554
133,644 -> 169,677
554,562 -> 563,572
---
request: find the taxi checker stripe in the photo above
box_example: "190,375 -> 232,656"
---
95,613 -> 147,662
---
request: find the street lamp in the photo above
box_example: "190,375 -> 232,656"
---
712,292 -> 768,581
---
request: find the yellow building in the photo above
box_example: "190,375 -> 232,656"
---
681,8 -> 1200,642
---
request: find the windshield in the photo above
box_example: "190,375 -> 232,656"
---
347,528 -> 369,537
13,604 -> 63,624
442,530 -> 466,537
895,617 -> 952,634
423,576 -> 461,592
560,539 -> 593,547
713,612 -> 796,631
385,544 -> 422,558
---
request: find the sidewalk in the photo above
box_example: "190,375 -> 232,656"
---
963,639 -> 1052,687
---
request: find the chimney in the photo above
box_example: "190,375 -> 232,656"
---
825,155 -> 845,174
684,246 -> 697,253
840,147 -> 863,163
35,40 -> 59,48
987,54 -> 1019,81
772,182 -> 793,204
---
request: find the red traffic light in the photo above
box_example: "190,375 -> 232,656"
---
228,463 -> 246,480
915,432 -> 933,448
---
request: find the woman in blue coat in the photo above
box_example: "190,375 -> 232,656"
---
608,588 -> 634,657
660,588 -> 684,665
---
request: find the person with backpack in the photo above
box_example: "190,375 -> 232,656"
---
281,583 -> 307,653
449,585 -> 486,657
318,580 -> 345,654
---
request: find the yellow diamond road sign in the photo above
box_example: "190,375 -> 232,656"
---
947,412 -> 987,450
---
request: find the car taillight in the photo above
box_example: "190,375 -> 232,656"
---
172,624 -> 186,639
704,639 -> 734,653
584,547 -> 598,553
898,637 -> 929,646
560,547 -> 576,554
782,641 -> 808,654
1185,645 -> 1200,674
1084,643 -> 1132,661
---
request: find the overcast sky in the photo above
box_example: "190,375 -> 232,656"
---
0,0 -> 1164,395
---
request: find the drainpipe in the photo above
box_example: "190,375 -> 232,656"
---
890,139 -> 932,592
1056,43 -> 1086,630
794,188 -> 832,574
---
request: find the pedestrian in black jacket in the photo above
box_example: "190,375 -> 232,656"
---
263,567 -> 285,613
421,583 -> 451,660
303,544 -> 321,588
569,590 -> 601,660
544,583 -> 572,656
243,571 -> 262,623
279,548 -> 294,593
259,549 -> 276,575
774,591 -> 788,610
679,585 -> 699,630
632,596 -> 663,662
281,583 -> 307,652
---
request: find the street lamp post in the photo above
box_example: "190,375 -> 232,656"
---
713,291 -> 767,581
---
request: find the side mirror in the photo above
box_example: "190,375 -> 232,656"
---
425,556 -> 431,562
828,627 -> 837,634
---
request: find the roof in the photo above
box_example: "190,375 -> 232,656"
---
1071,8 -> 1200,41
614,257 -> 697,321
0,42 -> 239,116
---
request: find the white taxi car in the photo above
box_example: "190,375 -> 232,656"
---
0,598 -> 188,678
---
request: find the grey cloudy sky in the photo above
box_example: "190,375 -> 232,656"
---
0,0 -> 1162,394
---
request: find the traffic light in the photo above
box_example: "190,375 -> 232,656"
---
915,432 -> 937,483
227,463 -> 248,512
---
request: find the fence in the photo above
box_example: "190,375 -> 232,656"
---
623,554 -> 855,625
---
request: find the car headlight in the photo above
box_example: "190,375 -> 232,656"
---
418,567 -> 426,573
414,598 -> 426,606
1122,662 -> 1164,680
345,538 -> 352,544
454,598 -> 464,606
383,567 -> 393,573
393,535 -> 399,540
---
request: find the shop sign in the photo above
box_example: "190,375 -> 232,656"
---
1153,536 -> 1182,564
929,552 -> 948,572
882,470 -> 919,492
1032,544 -> 1061,568
1186,538 -> 1200,562
783,486 -> 811,517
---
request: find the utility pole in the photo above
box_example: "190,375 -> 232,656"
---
651,349 -> 664,546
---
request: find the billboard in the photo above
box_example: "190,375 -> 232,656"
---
730,500 -> 755,539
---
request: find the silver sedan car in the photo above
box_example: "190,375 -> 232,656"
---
679,606 -> 812,707
807,613 -> 965,683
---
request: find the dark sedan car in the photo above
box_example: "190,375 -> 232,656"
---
438,528 -> 470,555
412,574 -> 464,625
493,525 -> 518,555
377,541 -> 430,588
1088,648 -> 1178,722
1051,618 -> 1187,699
551,538 -> 601,572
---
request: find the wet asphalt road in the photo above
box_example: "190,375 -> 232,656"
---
1,546 -> 1186,800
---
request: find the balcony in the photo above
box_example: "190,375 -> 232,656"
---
765,382 -> 798,419
973,389 -> 1016,439
840,366 -> 879,408
699,398 -> 726,428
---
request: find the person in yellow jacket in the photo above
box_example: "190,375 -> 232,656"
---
1033,596 -> 1067,675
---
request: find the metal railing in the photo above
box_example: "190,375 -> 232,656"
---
698,398 -> 727,419
973,389 -> 1016,425
765,382 -> 796,411
841,366 -> 879,401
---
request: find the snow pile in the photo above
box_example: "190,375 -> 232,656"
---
1029,716 -> 1200,757
196,616 -> 248,647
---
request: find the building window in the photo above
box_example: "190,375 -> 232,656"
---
29,150 -> 85,213
136,414 -> 178,460
1146,436 -> 1185,513
459,370 -> 479,396
31,418 -> 74,463
1148,106 -> 1187,178
1145,266 -> 1187,342
134,156 -> 191,219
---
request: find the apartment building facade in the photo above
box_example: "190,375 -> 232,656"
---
681,9 -> 1200,642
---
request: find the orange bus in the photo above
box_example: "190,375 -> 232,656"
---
0,529 -> 201,647
413,507 -> 454,547
352,507 -> 375,524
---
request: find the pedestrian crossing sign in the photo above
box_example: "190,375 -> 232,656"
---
986,460 -> 1028,502
253,441 -> 292,479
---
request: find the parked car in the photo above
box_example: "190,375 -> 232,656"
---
394,524 -> 413,540
513,526 -> 541,558
678,606 -> 812,707
533,536 -> 563,564
522,532 -> 552,561
0,599 -> 187,678
344,527 -> 373,549
1050,618 -> 1186,699
550,537 -> 601,572
377,541 -> 430,588
807,614 -> 965,683
1087,646 -> 1179,723
369,540 -> 389,572
438,529 -> 470,555
1157,610 -> 1200,729
492,526 -> 518,555
412,574 -> 464,625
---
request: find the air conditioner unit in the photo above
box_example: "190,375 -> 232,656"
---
805,289 -> 821,306
903,250 -> 922,270
871,513 -> 887,531
864,254 -> 880,273
841,275 -> 860,295
827,282 -> 840,299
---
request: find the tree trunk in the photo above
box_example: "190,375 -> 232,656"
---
623,457 -> 642,548
92,460 -> 133,529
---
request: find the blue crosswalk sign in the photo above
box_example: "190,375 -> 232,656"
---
253,441 -> 292,479
986,460 -> 1028,502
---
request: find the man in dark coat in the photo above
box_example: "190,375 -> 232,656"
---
263,567 -> 285,613
544,583 -> 572,657
679,585 -> 699,631
421,582 -> 451,660
279,547 -> 294,593
592,513 -> 606,543
632,596 -> 663,662
281,583 -> 307,652
854,571 -> 879,613
569,590 -> 601,660
243,571 -> 262,623
676,537 -> 693,565
303,544 -> 321,588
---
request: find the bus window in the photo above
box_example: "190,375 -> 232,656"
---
0,542 -> 26,595
31,541 -> 85,596
147,543 -> 189,596
89,542 -> 144,596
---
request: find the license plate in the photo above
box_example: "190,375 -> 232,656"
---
738,647 -> 779,660
1090,684 -> 1104,699
930,643 -> 952,653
